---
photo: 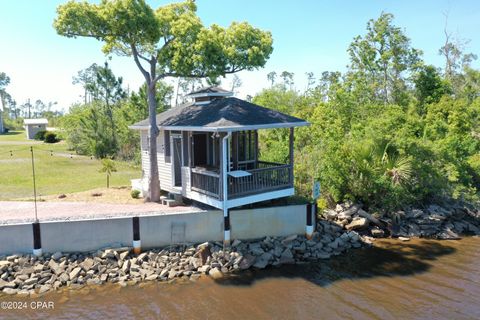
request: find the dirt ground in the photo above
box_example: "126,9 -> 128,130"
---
0,187 -> 203,225
38,186 -> 146,204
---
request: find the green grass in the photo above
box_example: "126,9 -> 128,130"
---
0,131 -> 140,200
0,130 -> 30,142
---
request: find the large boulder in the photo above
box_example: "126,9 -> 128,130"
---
248,243 -> 265,256
253,252 -> 272,269
239,254 -> 255,270
346,218 -> 369,231
279,249 -> 295,264
370,227 -> 385,238
208,267 -> 223,280
356,209 -> 382,226
69,267 -> 82,281
198,246 -> 211,265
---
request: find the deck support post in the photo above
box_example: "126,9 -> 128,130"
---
306,203 -> 315,239
222,132 -> 232,247
289,127 -> 294,185
132,216 -> 141,254
32,222 -> 42,257
232,132 -> 238,170
254,130 -> 258,168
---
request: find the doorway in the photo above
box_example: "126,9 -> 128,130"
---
172,135 -> 183,187
193,133 -> 207,166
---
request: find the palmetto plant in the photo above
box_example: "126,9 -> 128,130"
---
99,158 -> 117,188
352,140 -> 413,188
381,151 -> 413,186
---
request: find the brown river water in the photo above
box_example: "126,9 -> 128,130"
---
1,237 -> 479,320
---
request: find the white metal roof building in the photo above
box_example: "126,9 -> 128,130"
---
24,118 -> 48,139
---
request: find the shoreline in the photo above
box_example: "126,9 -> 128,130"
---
0,219 -> 364,297
1,202 -> 479,297
324,202 -> 480,241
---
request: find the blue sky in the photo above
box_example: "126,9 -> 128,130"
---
1,0 -> 479,111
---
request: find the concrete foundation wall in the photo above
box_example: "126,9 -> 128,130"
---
231,205 -> 306,240
41,218 -> 133,253
139,211 -> 223,249
0,223 -> 33,255
0,204 -> 307,255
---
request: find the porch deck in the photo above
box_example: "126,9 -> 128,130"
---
190,161 -> 293,201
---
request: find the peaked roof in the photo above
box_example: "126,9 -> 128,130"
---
130,97 -> 309,132
186,86 -> 232,96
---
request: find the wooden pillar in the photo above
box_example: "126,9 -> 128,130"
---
188,132 -> 193,168
221,132 -> 232,247
232,132 -> 238,170
289,127 -> 294,185
254,130 -> 258,168
182,131 -> 189,166
218,133 -> 224,200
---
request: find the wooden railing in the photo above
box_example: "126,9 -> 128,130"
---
228,164 -> 292,199
190,164 -> 293,200
256,160 -> 286,169
191,170 -> 220,198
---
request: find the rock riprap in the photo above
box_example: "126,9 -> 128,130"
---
324,202 -> 480,240
0,220 -> 364,296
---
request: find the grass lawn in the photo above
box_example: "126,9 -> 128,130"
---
0,131 -> 141,200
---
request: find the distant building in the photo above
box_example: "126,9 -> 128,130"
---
24,118 -> 48,139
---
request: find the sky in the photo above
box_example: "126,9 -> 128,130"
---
1,0 -> 480,112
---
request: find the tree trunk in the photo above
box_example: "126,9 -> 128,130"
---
147,82 -> 161,202
106,100 -> 117,153
107,174 -> 109,188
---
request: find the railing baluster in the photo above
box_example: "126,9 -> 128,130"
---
192,164 -> 292,200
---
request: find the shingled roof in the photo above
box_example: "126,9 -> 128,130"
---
130,97 -> 309,132
186,86 -> 232,96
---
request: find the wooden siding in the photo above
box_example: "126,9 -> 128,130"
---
181,167 -> 191,196
140,130 -> 174,193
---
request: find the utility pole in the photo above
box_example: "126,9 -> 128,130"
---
27,98 -> 31,118
30,146 -> 38,222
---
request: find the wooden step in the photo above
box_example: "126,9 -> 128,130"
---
163,199 -> 178,207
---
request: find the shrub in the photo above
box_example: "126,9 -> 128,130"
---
131,189 -> 141,199
34,130 -> 47,141
44,131 -> 58,143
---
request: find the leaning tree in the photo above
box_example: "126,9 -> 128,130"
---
54,0 -> 273,201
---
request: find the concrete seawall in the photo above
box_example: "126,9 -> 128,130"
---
0,205 -> 307,255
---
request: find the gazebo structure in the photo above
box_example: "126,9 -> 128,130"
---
130,87 -> 309,244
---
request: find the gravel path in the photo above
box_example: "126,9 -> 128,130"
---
0,201 -> 203,225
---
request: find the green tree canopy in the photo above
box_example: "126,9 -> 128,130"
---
347,12 -> 422,105
54,0 -> 273,201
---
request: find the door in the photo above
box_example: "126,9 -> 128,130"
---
172,136 -> 183,187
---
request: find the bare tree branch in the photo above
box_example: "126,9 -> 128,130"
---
136,51 -> 151,64
131,44 -> 150,82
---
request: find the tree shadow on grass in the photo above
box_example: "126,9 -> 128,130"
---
1,131 -> 22,136
213,240 -> 457,287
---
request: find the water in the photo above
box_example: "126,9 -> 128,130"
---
2,238 -> 480,320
